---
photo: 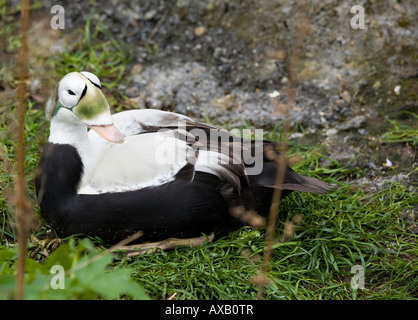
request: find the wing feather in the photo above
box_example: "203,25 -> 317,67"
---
79,131 -> 193,194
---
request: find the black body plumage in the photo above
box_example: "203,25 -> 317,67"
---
36,143 -> 230,244
36,140 -> 332,244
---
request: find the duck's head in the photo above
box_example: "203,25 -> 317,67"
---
46,71 -> 124,143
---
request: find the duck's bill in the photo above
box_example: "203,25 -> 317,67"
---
90,124 -> 125,144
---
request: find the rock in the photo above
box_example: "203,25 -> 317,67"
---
372,80 -> 381,90
358,128 -> 368,135
333,149 -> 357,165
266,49 -> 287,62
325,128 -> 338,136
130,63 -> 144,76
175,0 -> 191,8
213,47 -> 226,60
340,90 -> 352,104
125,87 -> 140,97
382,158 -> 393,168
257,59 -> 279,82
289,132 -> 304,140
267,90 -> 280,98
210,94 -> 236,111
336,115 -> 367,131
144,96 -> 164,109
194,26 -> 207,36
145,9 -> 157,20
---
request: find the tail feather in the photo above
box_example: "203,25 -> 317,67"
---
282,175 -> 332,194
247,160 -> 333,194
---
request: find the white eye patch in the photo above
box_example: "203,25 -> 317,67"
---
81,71 -> 101,88
58,74 -> 87,108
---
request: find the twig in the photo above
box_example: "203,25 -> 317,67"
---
15,0 -> 32,300
256,7 -> 310,300
147,9 -> 169,43
256,146 -> 289,299
65,231 -> 144,275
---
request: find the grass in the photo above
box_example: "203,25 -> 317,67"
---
56,12 -> 133,89
0,5 -> 417,300
118,153 -> 417,300
381,112 -> 418,146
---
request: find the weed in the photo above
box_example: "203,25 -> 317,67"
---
0,238 -> 148,299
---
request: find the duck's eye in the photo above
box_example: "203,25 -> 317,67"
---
58,74 -> 86,108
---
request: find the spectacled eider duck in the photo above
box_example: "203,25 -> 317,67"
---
36,71 -> 332,252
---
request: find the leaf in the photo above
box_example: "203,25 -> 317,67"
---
42,241 -> 74,271
0,239 -> 148,300
0,246 -> 17,262
72,253 -> 149,300
86,267 -> 149,300
0,274 -> 15,300
0,246 -> 17,276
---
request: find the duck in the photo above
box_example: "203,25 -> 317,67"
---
36,71 -> 332,250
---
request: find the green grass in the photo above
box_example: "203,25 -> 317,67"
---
56,12 -> 132,89
381,112 -> 418,146
0,5 -> 417,300
117,154 -> 417,300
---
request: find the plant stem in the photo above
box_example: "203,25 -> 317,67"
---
15,0 -> 31,300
